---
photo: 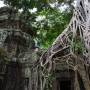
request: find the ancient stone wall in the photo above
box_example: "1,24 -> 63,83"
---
0,6 -> 40,90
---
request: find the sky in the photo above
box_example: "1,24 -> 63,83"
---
0,1 -> 6,7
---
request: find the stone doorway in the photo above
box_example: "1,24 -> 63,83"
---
59,79 -> 71,90
52,70 -> 75,90
0,79 -> 3,90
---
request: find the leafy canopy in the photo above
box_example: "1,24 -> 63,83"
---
1,0 -> 74,48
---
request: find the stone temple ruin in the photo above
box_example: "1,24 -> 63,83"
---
1,0 -> 90,90
0,6 -> 41,90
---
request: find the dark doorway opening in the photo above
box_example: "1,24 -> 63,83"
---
0,79 -> 3,90
60,80 -> 71,90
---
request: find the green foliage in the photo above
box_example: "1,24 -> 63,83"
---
46,73 -> 55,90
2,0 -> 73,48
32,9 -> 72,48
2,0 -> 50,10
73,36 -> 85,55
0,48 -> 9,64
2,0 -> 74,9
0,48 -> 7,58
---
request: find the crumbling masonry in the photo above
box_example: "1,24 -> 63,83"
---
1,0 -> 90,90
